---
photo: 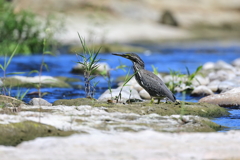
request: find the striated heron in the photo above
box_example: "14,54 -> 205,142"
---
112,53 -> 176,103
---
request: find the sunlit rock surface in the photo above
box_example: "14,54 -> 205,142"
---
199,87 -> 240,107
0,130 -> 240,160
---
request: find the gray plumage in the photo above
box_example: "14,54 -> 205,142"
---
112,53 -> 176,103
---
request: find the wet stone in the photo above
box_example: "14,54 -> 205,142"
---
0,121 -> 75,146
199,87 -> 240,108
29,98 -> 52,106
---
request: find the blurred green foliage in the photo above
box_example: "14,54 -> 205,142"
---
0,0 -> 58,55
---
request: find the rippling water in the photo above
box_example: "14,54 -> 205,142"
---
1,44 -> 240,131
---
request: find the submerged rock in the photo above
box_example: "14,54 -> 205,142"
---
71,62 -> 110,75
3,76 -> 71,88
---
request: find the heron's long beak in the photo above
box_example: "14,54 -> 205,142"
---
112,53 -> 127,58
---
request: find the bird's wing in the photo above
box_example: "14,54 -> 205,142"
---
138,70 -> 176,102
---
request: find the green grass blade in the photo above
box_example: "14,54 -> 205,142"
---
0,64 -> 4,70
6,72 -> 25,75
20,89 -> 29,100
6,44 -> 18,68
28,70 -> 39,75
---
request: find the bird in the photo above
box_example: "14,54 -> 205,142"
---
112,53 -> 176,104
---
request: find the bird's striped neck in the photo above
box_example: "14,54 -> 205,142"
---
133,61 -> 144,73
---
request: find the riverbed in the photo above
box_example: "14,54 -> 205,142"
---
1,43 -> 240,131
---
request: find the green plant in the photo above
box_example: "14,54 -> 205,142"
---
151,65 -> 159,75
15,88 -> 29,101
100,61 -> 127,101
76,33 -> 101,98
29,32 -> 54,98
0,45 -> 21,95
167,69 -> 185,92
166,66 -> 203,92
115,68 -> 136,103
0,44 -> 29,101
0,0 -> 59,55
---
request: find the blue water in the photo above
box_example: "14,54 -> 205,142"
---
212,109 -> 240,131
1,44 -> 240,131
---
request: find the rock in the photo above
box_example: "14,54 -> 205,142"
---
218,80 -> 239,93
174,83 -> 192,92
202,62 -> 215,70
53,98 -> 228,118
192,75 -> 209,86
0,95 -> 24,108
1,130 -> 240,160
191,85 -> 214,96
139,89 -> 151,99
232,58 -> 240,67
0,121 -> 74,146
29,98 -> 52,106
12,76 -> 58,83
4,76 -> 70,88
163,74 -> 187,84
208,70 -> 235,81
98,86 -> 141,102
199,87 -> 240,107
215,60 -> 235,71
207,80 -> 220,92
121,78 -> 143,92
71,62 -> 110,75
160,10 -> 179,26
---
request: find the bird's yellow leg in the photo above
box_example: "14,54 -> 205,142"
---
150,98 -> 154,104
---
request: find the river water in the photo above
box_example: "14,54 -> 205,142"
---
1,43 -> 240,131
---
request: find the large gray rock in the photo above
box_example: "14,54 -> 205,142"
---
207,80 -> 221,92
208,70 -> 235,81
215,60 -> 235,71
191,85 -> 214,96
232,58 -> 240,67
218,80 -> 240,93
192,75 -> 209,86
121,78 -> 143,92
139,89 -> 151,99
199,87 -> 240,107
98,86 -> 141,102
12,76 -> 60,84
29,98 -> 52,106
202,62 -> 215,70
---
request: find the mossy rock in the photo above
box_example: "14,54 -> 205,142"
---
69,44 -> 146,53
3,77 -> 71,88
0,121 -> 76,146
0,95 -> 24,108
53,98 -> 229,118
